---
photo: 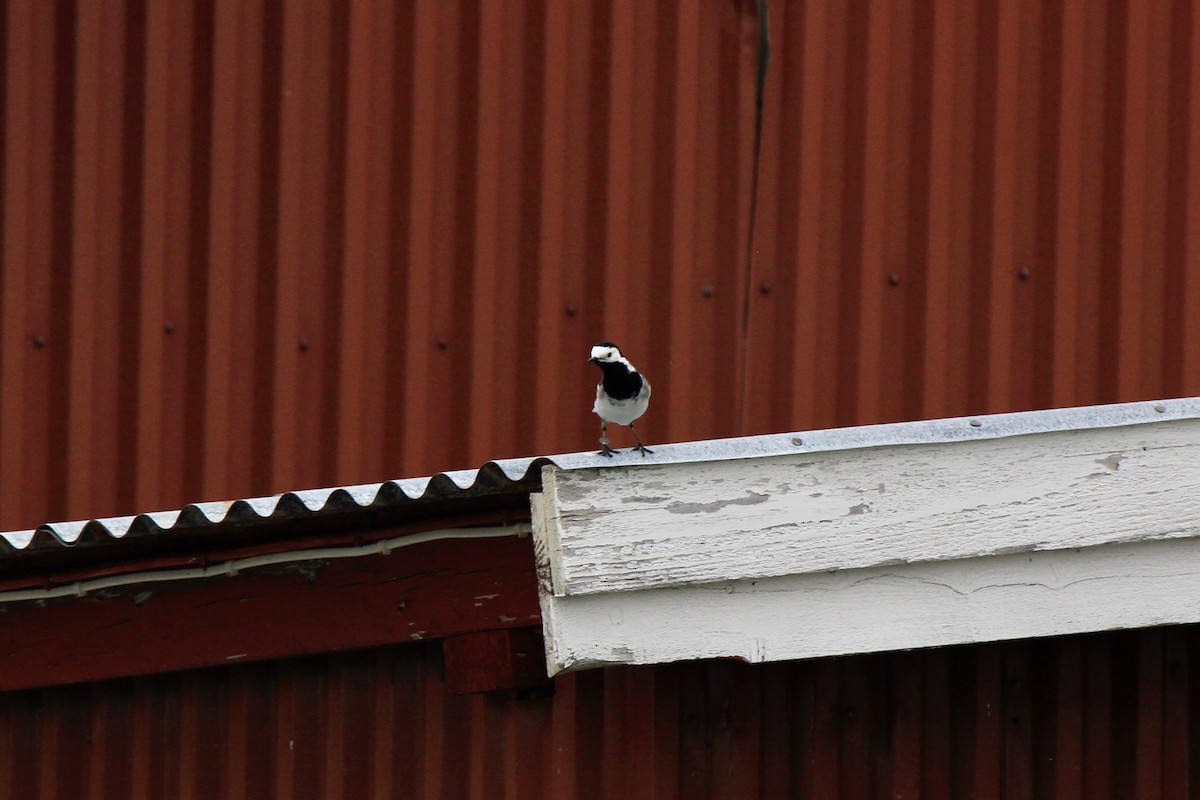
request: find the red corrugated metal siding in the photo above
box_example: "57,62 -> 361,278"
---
743,0 -> 1200,433
0,628 -> 1194,800
3,1 -> 1200,795
3,0 -> 1197,532
0,0 -> 761,533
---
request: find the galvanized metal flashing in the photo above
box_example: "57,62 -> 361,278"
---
3,397 -> 1196,554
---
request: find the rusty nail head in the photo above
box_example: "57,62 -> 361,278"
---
887,273 -> 901,286
1018,267 -> 1031,281
164,322 -> 176,334
760,282 -> 772,295
701,286 -> 714,298
31,335 -> 45,349
298,338 -> 309,353
437,338 -> 449,350
565,304 -> 577,317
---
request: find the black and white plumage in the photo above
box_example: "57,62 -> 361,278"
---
588,342 -> 652,457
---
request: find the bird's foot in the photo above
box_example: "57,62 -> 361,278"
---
597,437 -> 619,457
633,444 -> 654,456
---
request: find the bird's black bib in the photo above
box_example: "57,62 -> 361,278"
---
596,362 -> 644,401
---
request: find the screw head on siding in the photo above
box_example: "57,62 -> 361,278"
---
701,286 -> 714,298
565,304 -> 577,317
887,273 -> 901,286
436,338 -> 449,351
298,338 -> 310,353
31,335 -> 45,350
1018,267 -> 1031,281
164,322 -> 176,334
760,282 -> 772,295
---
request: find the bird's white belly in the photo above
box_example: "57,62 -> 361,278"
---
593,383 -> 650,426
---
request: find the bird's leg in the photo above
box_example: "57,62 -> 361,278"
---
629,422 -> 654,455
597,421 -> 618,457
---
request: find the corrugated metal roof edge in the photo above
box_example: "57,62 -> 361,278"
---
5,396 -> 1196,554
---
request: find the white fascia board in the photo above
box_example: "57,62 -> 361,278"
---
532,397 -> 1200,675
540,539 -> 1200,673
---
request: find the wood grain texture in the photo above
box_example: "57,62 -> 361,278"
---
540,417 -> 1200,596
540,537 -> 1200,675
0,536 -> 540,691
441,627 -> 549,694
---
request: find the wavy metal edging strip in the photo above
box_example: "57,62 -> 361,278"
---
5,397 -> 1197,553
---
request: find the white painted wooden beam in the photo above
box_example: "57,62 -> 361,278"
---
541,417 -> 1200,596
541,539 -> 1200,673
532,398 -> 1200,674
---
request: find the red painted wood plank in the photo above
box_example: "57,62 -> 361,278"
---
441,627 -> 548,695
0,535 -> 539,692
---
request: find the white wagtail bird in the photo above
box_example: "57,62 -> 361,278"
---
588,342 -> 653,457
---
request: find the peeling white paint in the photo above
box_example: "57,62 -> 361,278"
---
532,401 -> 1200,674
540,418 -> 1200,596
541,538 -> 1200,673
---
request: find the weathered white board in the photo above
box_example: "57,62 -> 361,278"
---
539,537 -> 1200,674
539,418 -> 1200,596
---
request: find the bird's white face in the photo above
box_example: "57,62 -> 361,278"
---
589,344 -> 622,363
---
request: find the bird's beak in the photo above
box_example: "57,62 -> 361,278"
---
587,357 -> 598,364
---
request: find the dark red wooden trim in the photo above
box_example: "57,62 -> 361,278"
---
0,503 -> 532,591
0,535 -> 540,691
442,627 -> 550,694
